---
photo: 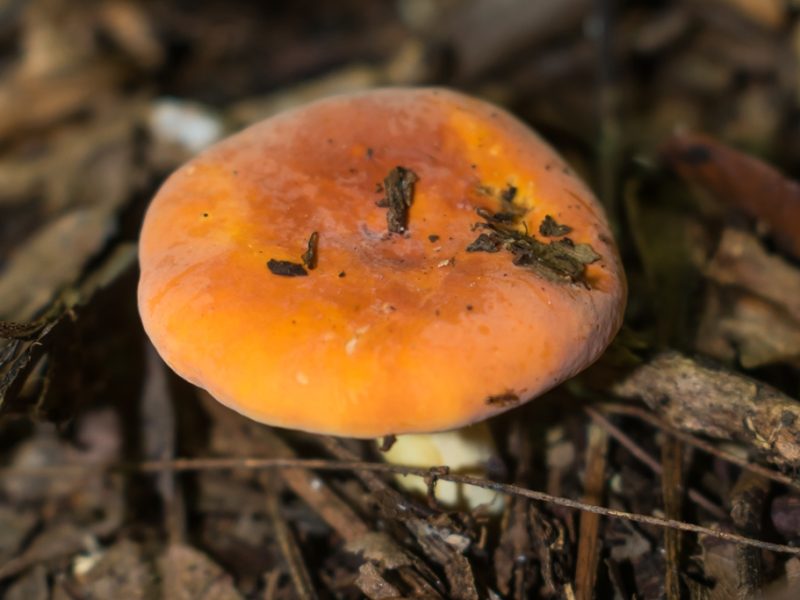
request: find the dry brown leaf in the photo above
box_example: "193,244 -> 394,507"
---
696,228 -> 800,367
74,540 -> 156,600
346,532 -> 413,570
160,544 -> 243,600
697,290 -> 800,368
405,518 -> 479,600
0,209 -> 116,320
0,507 -> 38,564
705,228 -> 800,321
355,562 -> 404,600
700,536 -> 740,600
4,564 -> 48,600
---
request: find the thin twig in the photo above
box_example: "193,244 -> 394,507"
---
585,406 -> 727,518
598,402 -> 800,491
661,436 -> 683,600
3,457 -> 799,556
316,437 -> 445,597
200,395 -> 370,544
142,345 -> 185,544
266,485 -> 319,600
263,569 -> 281,600
731,471 -> 769,599
575,423 -> 608,600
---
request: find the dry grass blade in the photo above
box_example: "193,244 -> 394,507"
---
585,406 -> 726,519
661,437 -> 683,600
142,346 -> 184,544
730,471 -> 769,599
262,570 -> 281,600
319,437 -> 450,597
574,423 -> 607,600
201,396 -> 370,544
598,403 -> 800,492
3,457 -> 799,557
266,489 -> 319,600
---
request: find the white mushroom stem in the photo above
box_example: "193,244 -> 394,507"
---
380,421 -> 505,514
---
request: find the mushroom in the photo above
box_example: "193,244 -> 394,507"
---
138,88 -> 626,511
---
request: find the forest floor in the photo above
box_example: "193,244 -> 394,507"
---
2,1 -> 800,598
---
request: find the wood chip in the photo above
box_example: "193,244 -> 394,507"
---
613,351 -> 800,467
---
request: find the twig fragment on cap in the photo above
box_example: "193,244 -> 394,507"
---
267,259 -> 308,277
378,166 -> 418,234
301,231 -> 319,270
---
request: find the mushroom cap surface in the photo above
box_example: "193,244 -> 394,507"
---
138,88 -> 626,438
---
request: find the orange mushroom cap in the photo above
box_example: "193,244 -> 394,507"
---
138,88 -> 626,438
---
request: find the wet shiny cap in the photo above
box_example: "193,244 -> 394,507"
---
138,88 -> 626,437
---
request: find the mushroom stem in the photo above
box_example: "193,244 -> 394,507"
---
380,421 -> 505,514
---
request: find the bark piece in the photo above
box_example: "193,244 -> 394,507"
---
614,351 -> 800,467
